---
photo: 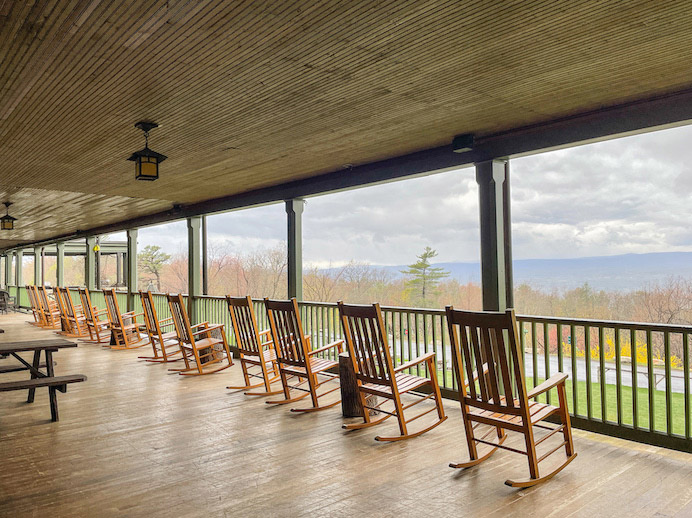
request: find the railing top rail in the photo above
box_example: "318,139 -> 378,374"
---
68,289 -> 692,333
516,314 -> 692,334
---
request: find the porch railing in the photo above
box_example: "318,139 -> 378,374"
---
14,286 -> 692,452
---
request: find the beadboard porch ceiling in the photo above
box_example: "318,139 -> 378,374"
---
2,1 -> 692,248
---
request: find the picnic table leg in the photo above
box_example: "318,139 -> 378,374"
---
45,350 -> 59,422
27,350 -> 41,403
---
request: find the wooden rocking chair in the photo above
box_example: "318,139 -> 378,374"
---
167,294 -> 233,375
264,297 -> 343,412
57,287 -> 88,338
139,291 -> 182,363
225,295 -> 281,396
37,286 -> 61,329
53,287 -> 71,333
445,307 -> 577,488
103,288 -> 145,349
337,301 -> 447,441
26,285 -> 42,326
78,288 -> 111,343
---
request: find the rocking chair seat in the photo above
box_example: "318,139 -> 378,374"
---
467,398 -> 560,428
243,348 -> 277,366
182,337 -> 224,351
283,356 -> 337,377
361,372 -> 429,398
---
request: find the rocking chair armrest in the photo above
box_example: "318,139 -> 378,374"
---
527,372 -> 568,399
190,322 -> 209,329
308,339 -> 344,356
394,351 -> 436,373
190,324 -> 224,336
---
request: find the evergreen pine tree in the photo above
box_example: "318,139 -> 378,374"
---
400,247 -> 449,306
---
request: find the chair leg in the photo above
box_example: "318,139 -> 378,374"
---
558,383 -> 575,457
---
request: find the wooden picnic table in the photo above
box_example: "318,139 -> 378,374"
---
0,339 -> 86,422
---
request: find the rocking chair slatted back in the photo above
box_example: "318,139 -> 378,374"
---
263,298 -> 308,369
79,288 -> 95,323
26,285 -> 37,311
61,288 -> 77,320
226,296 -> 262,356
167,294 -> 192,345
447,309 -> 526,415
140,291 -> 162,338
337,302 -> 395,388
103,289 -> 123,329
38,286 -> 54,315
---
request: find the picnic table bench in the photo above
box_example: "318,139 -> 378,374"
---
0,339 -> 86,422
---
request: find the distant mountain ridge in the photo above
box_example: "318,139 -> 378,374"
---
330,252 -> 692,292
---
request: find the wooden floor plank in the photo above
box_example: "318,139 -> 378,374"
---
0,312 -> 690,517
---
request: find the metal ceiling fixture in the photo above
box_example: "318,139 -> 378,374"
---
1,202 -> 16,230
127,121 -> 167,181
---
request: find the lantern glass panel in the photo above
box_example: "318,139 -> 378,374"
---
136,156 -> 158,180
1,218 -> 13,230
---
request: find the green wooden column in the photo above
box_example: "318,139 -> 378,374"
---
3,253 -> 10,289
126,229 -> 138,311
202,215 -> 209,295
286,198 -> 304,300
15,249 -> 23,290
33,246 -> 42,286
85,237 -> 96,290
187,216 -> 202,322
476,159 -> 514,311
56,242 -> 65,287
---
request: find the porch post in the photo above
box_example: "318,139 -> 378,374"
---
56,242 -> 65,287
15,249 -> 23,288
126,229 -> 138,311
85,237 -> 96,290
5,252 -> 13,289
116,252 -> 123,287
187,216 -> 202,322
202,215 -> 208,295
95,237 -> 101,290
476,159 -> 514,311
3,254 -> 9,289
33,246 -> 42,286
286,198 -> 304,300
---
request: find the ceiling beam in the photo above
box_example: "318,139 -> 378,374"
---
5,87 -> 692,252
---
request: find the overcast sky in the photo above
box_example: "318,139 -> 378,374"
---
134,124 -> 692,267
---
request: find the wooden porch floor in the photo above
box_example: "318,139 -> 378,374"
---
1,312 -> 691,518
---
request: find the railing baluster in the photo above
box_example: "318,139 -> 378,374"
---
647,329 -> 654,432
570,323 -> 577,415
664,331 -> 672,435
531,321 -> 538,390
615,327 -> 622,426
543,322 -> 551,405
684,332 -> 690,440
585,325 -> 592,420
631,329 -> 638,430
599,326 -> 607,422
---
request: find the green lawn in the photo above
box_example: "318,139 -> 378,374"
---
434,369 -> 690,437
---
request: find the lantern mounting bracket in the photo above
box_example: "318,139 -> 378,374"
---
134,121 -> 158,133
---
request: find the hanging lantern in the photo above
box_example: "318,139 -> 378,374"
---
1,202 -> 16,231
127,121 -> 167,181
